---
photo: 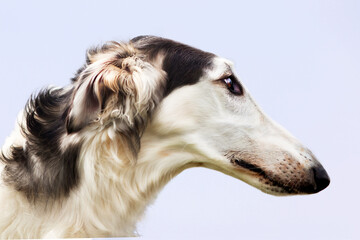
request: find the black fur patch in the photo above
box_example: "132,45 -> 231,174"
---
131,36 -> 215,96
1,88 -> 81,200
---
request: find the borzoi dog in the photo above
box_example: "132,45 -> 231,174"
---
0,36 -> 330,238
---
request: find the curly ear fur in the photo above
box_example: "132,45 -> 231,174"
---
0,41 -> 167,201
67,42 -> 166,135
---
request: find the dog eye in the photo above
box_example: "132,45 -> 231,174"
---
223,77 -> 243,95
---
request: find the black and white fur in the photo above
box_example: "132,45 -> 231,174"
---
0,36 -> 330,238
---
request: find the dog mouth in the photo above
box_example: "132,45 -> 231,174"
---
229,157 -> 298,194
231,159 -> 263,174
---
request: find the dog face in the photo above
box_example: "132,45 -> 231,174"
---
136,40 -> 330,195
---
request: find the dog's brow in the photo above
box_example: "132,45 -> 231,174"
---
218,65 -> 233,79
225,65 -> 233,74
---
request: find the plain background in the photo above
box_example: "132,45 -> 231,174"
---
0,1 -> 359,239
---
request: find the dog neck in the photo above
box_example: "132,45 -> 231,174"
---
76,126 -> 197,236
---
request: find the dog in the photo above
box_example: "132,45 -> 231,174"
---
0,36 -> 330,238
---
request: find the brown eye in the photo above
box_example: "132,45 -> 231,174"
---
223,76 -> 243,95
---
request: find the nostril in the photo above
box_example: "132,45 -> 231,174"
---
312,165 -> 330,193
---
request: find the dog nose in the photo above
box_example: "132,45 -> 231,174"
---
312,165 -> 330,193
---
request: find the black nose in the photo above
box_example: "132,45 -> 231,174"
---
312,165 -> 330,193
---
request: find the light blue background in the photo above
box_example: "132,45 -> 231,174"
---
0,1 -> 359,239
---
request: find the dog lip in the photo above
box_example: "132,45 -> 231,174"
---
233,159 -> 263,174
231,158 -> 296,194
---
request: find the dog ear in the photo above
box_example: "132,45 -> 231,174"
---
66,66 -> 111,133
66,42 -> 165,134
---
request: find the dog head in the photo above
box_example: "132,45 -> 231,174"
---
131,36 -> 329,195
68,36 -> 330,195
